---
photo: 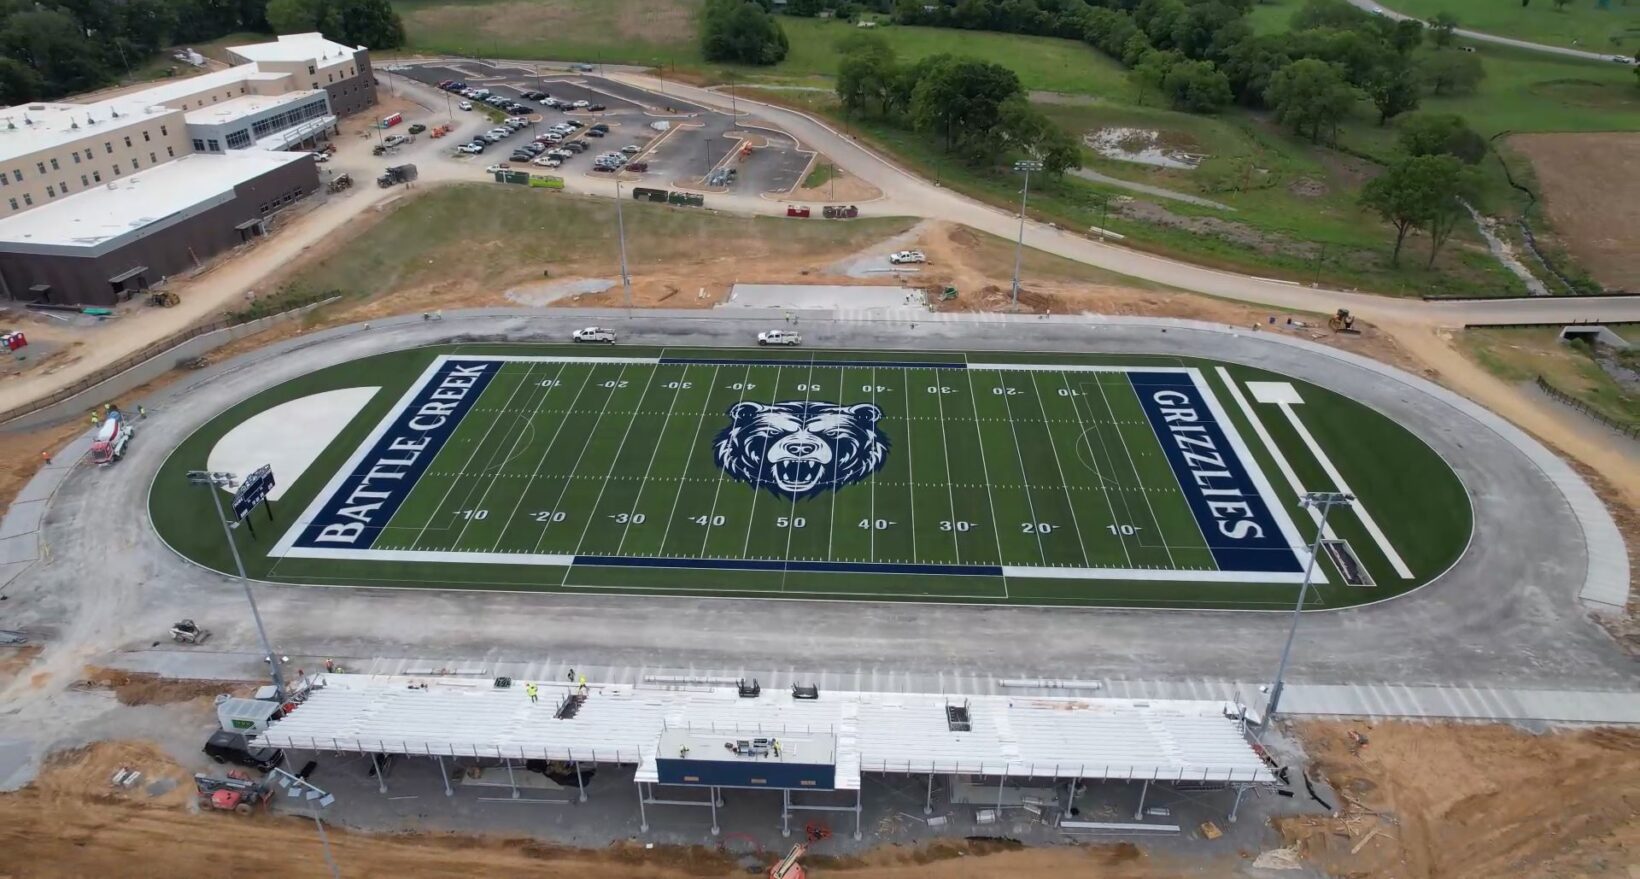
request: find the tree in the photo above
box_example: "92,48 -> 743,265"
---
1163,58 -> 1233,111
267,0 -> 321,32
1397,112 -> 1486,163
1389,18 -> 1424,54
1367,61 -> 1420,124
1358,154 -> 1476,266
1264,58 -> 1357,142
998,96 -> 1080,174
1429,11 -> 1457,48
1222,34 -> 1291,106
1129,48 -> 1181,104
788,0 -> 825,15
1418,50 -> 1484,94
835,33 -> 897,115
702,0 -> 790,65
334,0 -> 405,49
0,9 -> 112,97
0,56 -> 41,105
910,56 -> 1022,153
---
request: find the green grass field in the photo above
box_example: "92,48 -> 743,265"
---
1379,0 -> 1640,53
153,345 -> 1471,609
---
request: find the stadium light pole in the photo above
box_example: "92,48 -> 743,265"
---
186,470 -> 286,700
614,178 -> 633,312
1008,160 -> 1043,311
1264,491 -> 1354,720
271,768 -> 340,879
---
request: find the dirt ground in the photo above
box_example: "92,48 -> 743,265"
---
789,155 -> 885,203
1510,132 -> 1640,291
2,721 -> 1636,879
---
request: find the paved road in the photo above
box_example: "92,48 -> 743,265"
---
1069,166 -> 1235,211
603,71 -> 1640,328
1341,0 -> 1635,62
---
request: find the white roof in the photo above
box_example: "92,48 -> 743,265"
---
183,90 -> 326,126
256,675 -> 1272,788
0,151 -> 309,252
228,33 -> 361,67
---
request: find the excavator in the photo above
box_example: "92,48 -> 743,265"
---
1327,308 -> 1358,333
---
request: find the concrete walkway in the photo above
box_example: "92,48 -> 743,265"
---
1070,166 -> 1235,211
1342,0 -> 1631,62
0,430 -> 92,592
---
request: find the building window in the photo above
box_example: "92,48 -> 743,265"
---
6,198 -> 14,211
113,164 -> 121,175
123,136 -> 132,147
142,130 -> 150,142
308,64 -> 316,74
58,180 -> 66,193
84,149 -> 93,161
92,171 -> 101,182
45,185 -> 54,197
80,174 -> 88,186
35,162 -> 44,174
206,139 -> 219,152
11,170 -> 20,182
327,73 -> 334,83
160,125 -> 168,136
71,153 -> 79,165
225,129 -> 251,149
149,152 -> 156,163
23,194 -> 32,206
0,174 -> 6,186
132,157 -> 139,169
49,158 -> 58,170
167,146 -> 174,157
192,139 -> 204,151
104,141 -> 113,154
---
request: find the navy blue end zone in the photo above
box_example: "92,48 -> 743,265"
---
291,359 -> 498,550
1128,372 -> 1301,574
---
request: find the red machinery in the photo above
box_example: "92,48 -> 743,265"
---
89,408 -> 133,465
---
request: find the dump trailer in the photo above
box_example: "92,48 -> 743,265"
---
377,163 -> 419,187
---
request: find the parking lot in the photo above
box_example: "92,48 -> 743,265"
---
394,61 -> 815,195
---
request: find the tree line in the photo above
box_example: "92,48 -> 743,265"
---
835,34 -> 1080,174
0,0 -> 404,105
702,0 -> 791,64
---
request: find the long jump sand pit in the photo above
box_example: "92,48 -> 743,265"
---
1510,132 -> 1640,291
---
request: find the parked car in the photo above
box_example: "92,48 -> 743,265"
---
564,142 -> 587,153
592,165 -> 614,173
532,156 -> 561,168
574,63 -> 595,72
485,163 -> 510,174
408,123 -> 427,135
458,143 -> 484,154
626,160 -> 648,172
310,151 -> 329,162
621,144 -> 641,154
573,327 -> 617,343
758,330 -> 803,346
587,103 -> 606,112
889,250 -> 927,265
482,133 -> 505,144
458,100 -> 473,110
384,134 -> 409,147
571,100 -> 590,109
589,123 -> 610,133
547,148 -> 573,159
565,120 -> 585,129
585,129 -> 604,138
202,730 -> 284,772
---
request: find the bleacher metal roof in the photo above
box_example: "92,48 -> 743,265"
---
256,675 -> 1272,789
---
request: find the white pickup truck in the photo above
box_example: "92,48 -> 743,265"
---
889,250 -> 927,265
572,327 -> 617,343
757,330 -> 802,346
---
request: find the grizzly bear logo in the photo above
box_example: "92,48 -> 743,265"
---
712,401 -> 890,501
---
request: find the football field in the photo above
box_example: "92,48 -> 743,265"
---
269,350 -> 1325,601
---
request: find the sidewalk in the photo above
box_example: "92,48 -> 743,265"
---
0,430 -> 93,591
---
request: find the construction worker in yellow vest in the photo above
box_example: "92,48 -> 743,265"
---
526,683 -> 539,703
577,675 -> 588,696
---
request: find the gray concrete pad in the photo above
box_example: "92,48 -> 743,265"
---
725,284 -> 925,311
2,308 -> 1626,707
0,500 -> 42,540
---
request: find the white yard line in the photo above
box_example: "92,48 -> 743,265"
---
657,364 -> 721,557
995,376 -> 1047,563
868,366 -> 878,562
900,369 -> 917,565
1276,400 -> 1414,579
697,364 -> 756,555
409,361 -> 540,549
1098,375 -> 1181,568
531,363 -> 632,554
617,365 -> 692,554
737,364 -> 786,558
566,365 -> 661,559
962,363 -> 1009,584
489,364 -> 601,551
1027,372 -> 1090,567
1213,367 -> 1334,542
932,370 -> 961,562
776,361 -> 818,569
1059,374 -> 1132,567
450,362 -> 569,547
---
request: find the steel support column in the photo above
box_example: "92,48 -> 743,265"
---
709,786 -> 720,836
1229,784 -> 1248,823
1133,779 -> 1150,821
505,759 -> 518,799
638,782 -> 649,833
370,753 -> 386,794
924,773 -> 935,816
575,760 -> 587,803
436,755 -> 452,797
782,788 -> 792,838
853,788 -> 862,841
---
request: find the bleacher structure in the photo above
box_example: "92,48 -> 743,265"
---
256,674 -> 1275,837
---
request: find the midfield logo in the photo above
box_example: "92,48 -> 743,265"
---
712,401 -> 890,501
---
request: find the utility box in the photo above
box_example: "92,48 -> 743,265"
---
216,696 -> 280,733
